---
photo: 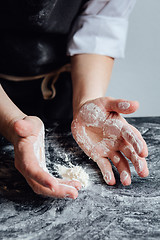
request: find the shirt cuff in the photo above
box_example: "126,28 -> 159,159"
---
67,15 -> 129,58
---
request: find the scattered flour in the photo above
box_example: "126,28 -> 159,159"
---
57,164 -> 89,188
33,125 -> 89,189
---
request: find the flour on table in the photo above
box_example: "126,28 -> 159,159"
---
57,164 -> 89,188
33,125 -> 89,188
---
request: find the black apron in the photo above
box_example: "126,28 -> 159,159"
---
0,0 -> 88,121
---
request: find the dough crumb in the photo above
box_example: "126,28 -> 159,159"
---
57,164 -> 89,188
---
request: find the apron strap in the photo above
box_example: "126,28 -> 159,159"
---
0,63 -> 71,100
41,64 -> 71,100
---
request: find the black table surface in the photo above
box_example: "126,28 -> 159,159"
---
0,117 -> 160,240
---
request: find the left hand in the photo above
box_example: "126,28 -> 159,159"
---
13,116 -> 81,199
71,97 -> 149,186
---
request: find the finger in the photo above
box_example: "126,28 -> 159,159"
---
26,177 -> 78,199
20,158 -> 58,190
108,151 -> 131,186
96,157 -> 116,185
120,144 -> 149,177
16,143 -> 81,194
57,178 -> 82,190
103,97 -> 139,114
15,144 -> 58,190
121,124 -> 148,157
129,124 -> 148,157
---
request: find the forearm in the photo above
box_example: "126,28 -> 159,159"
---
71,54 -> 114,116
0,85 -> 26,142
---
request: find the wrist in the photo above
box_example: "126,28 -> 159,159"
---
71,54 -> 114,118
0,85 -> 27,143
4,114 -> 27,144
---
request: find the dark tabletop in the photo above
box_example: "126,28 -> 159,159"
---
0,117 -> 160,240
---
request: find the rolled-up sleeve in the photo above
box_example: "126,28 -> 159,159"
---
67,0 -> 136,58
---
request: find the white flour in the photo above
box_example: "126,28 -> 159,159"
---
57,162 -> 89,188
33,125 -> 49,173
79,103 -> 106,127
33,125 -> 90,188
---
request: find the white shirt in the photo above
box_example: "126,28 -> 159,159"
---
67,0 -> 136,58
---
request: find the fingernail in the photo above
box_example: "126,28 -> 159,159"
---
71,195 -> 77,200
64,193 -> 77,200
118,102 -> 130,110
113,155 -> 120,164
51,187 -> 55,192
104,171 -> 112,184
65,194 -> 72,199
120,170 -> 129,183
76,186 -> 82,191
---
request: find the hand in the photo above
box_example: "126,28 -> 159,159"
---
13,116 -> 81,199
71,97 -> 149,186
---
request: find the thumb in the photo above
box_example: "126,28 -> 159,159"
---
104,97 -> 139,114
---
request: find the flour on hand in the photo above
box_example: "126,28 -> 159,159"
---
33,125 -> 89,188
33,124 -> 49,173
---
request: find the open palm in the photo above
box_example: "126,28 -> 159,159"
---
72,97 -> 149,186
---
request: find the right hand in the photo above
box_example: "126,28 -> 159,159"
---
71,97 -> 149,186
12,116 -> 81,199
